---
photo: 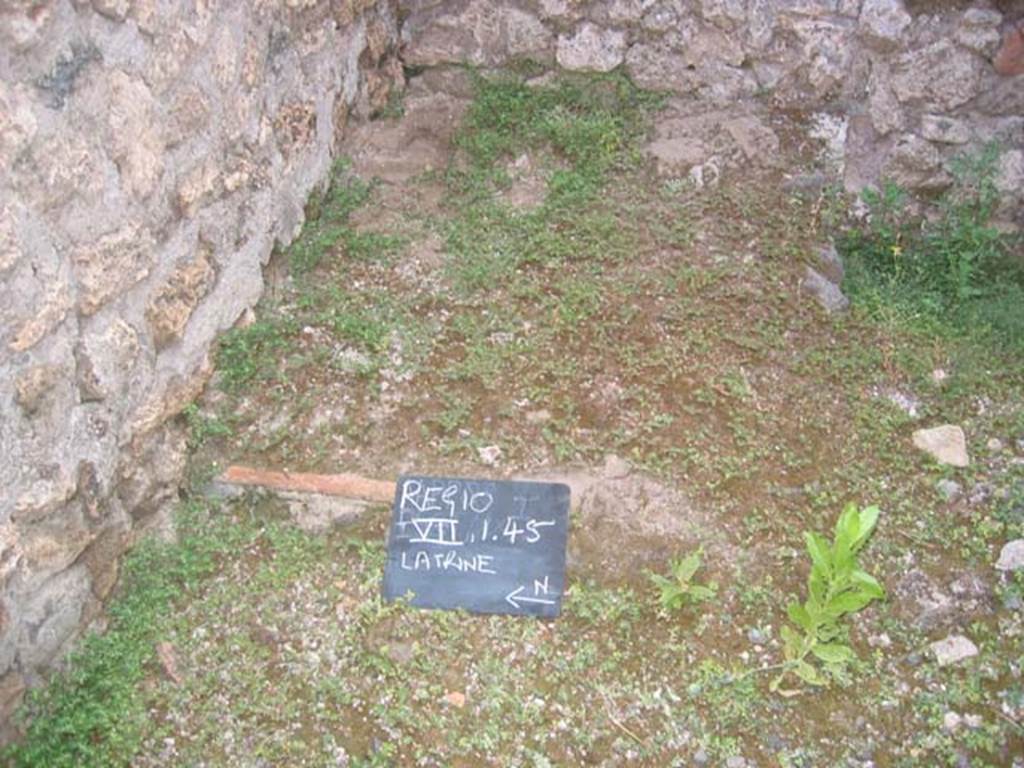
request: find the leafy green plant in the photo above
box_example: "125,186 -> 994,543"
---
3,502 -> 256,767
839,144 -> 1024,349
649,549 -> 717,614
772,504 -> 885,692
182,403 -> 233,450
216,317 -> 293,392
289,157 -> 402,275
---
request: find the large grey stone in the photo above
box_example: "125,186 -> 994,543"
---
891,41 -> 983,111
920,115 -> 971,145
556,23 -> 627,73
400,1 -> 553,67
817,242 -> 845,285
995,540 -> 1024,572
955,9 -> 1002,57
643,107 -> 781,176
701,0 -> 746,29
16,566 -> 92,671
858,0 -> 910,50
884,134 -> 951,193
868,74 -> 904,136
802,267 -> 849,313
930,635 -> 979,667
994,149 -> 1023,216
912,425 -> 970,467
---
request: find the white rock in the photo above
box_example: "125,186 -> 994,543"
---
884,134 -> 950,193
987,437 -> 1004,452
802,267 -> 849,313
891,41 -> 983,112
995,539 -> 1024,572
930,634 -> 979,667
868,77 -> 904,136
868,632 -> 892,648
525,409 -> 551,425
920,115 -> 971,145
556,23 -> 627,73
943,711 -> 962,732
859,0 -> 911,50
478,444 -> 502,466
883,389 -> 920,419
809,113 -> 848,170
995,150 -> 1023,199
935,479 -> 962,502
912,425 -> 970,467
931,368 -> 948,385
955,8 -> 1003,56
603,454 -> 631,479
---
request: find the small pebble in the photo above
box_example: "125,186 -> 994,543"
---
943,711 -> 962,732
935,479 -> 962,501
478,444 -> 502,466
693,748 -> 709,765
726,757 -> 747,768
987,437 -> 1004,452
869,632 -> 892,649
930,634 -> 979,667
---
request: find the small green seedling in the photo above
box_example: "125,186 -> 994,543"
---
772,503 -> 885,693
650,549 -> 717,614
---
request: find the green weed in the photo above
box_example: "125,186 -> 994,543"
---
182,403 -> 233,450
216,317 -> 294,392
649,549 -> 717,614
289,158 -> 402,275
440,72 -> 658,294
772,504 -> 885,692
3,502 -> 256,768
839,144 -> 1024,350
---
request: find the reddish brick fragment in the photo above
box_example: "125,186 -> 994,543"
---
219,465 -> 396,503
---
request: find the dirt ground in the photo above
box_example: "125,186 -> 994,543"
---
99,70 -> 1024,766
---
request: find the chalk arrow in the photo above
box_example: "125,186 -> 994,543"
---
505,585 -> 557,609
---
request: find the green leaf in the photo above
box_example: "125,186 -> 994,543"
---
787,602 -> 814,633
804,532 -> 832,577
834,503 -> 857,542
649,573 -> 673,590
832,506 -> 857,572
794,660 -> 825,686
780,625 -> 802,660
810,643 -> 855,664
673,550 -> 702,584
851,569 -> 885,599
852,505 -> 880,550
688,584 -> 716,601
826,590 -> 875,616
809,572 -> 828,606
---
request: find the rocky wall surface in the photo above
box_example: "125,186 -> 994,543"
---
400,0 -> 1024,226
0,0 -> 402,724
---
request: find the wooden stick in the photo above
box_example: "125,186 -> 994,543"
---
219,465 -> 396,503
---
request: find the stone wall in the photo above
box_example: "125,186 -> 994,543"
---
0,0 -> 402,722
1,0 -> 1023,734
400,0 -> 1024,226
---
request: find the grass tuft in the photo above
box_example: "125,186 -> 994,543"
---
838,144 -> 1024,352
3,502 -> 256,768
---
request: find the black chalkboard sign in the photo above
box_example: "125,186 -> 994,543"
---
382,476 -> 570,617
